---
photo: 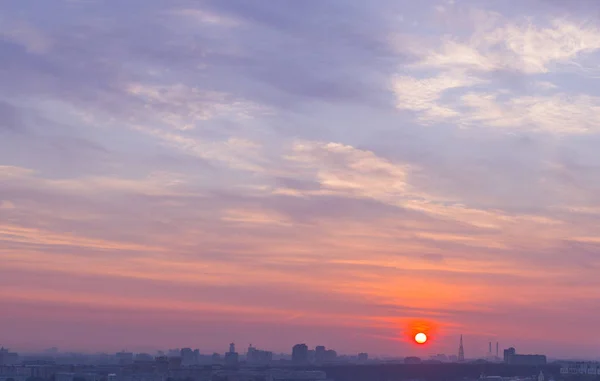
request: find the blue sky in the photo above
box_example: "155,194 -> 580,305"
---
2,0 -> 600,358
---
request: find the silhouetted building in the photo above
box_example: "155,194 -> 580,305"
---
315,346 -> 326,364
504,347 -> 516,363
324,350 -> 337,363
268,369 -> 329,381
431,354 -> 448,362
358,353 -> 368,363
116,351 -> 134,365
0,347 -> 19,365
180,348 -> 198,366
292,344 -> 309,365
134,353 -> 154,362
404,356 -> 422,364
308,350 -> 315,364
225,343 -> 239,367
503,347 -> 546,365
247,345 -> 273,365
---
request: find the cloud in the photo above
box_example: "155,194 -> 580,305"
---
392,11 -> 600,133
392,71 -> 483,123
126,83 -> 270,131
285,141 -> 410,202
414,16 -> 600,74
458,92 -> 600,133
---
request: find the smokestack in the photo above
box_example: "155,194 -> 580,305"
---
489,342 -> 491,355
496,342 -> 499,357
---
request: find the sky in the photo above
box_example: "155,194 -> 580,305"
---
2,0 -> 600,359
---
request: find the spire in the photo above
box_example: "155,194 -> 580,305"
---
458,335 -> 465,362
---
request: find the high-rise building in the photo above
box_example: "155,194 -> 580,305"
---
503,347 -> 516,363
292,344 -> 309,365
181,348 -> 198,366
458,335 -> 465,362
315,346 -> 326,364
324,349 -> 337,363
225,343 -> 239,367
358,353 -> 369,363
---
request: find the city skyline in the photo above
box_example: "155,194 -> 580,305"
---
2,0 -> 600,359
0,339 -> 547,363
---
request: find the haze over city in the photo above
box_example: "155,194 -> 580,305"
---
2,0 -> 600,360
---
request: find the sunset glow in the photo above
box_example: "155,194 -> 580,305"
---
1,0 -> 600,359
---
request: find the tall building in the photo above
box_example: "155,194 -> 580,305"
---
225,343 -> 239,367
292,344 -> 309,365
503,347 -> 516,363
315,346 -> 326,364
458,335 -> 465,362
324,350 -> 337,363
180,348 -> 198,366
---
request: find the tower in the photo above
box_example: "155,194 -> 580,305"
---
488,342 -> 492,357
496,342 -> 499,358
458,335 -> 465,362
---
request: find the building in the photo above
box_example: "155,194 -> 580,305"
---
358,353 -> 368,363
404,356 -> 422,364
225,343 -> 239,367
0,348 -> 19,366
503,347 -> 546,365
246,345 -> 272,365
324,350 -> 336,363
116,351 -> 134,366
430,354 -> 448,362
292,344 -> 309,365
180,348 -> 199,366
0,365 -> 29,381
503,347 -> 516,363
315,347 -> 326,364
560,361 -> 600,375
267,370 -> 330,381
134,353 -> 154,362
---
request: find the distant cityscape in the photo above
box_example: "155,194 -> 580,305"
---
1,335 -> 593,381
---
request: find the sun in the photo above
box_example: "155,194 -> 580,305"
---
414,332 -> 427,344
